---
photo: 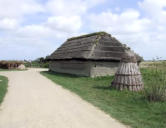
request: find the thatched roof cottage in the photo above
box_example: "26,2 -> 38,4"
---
47,32 -> 142,77
0,61 -> 24,69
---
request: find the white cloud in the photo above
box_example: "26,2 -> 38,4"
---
89,4 -> 166,59
46,16 -> 82,33
0,18 -> 19,30
139,0 -> 166,25
46,0 -> 86,16
89,9 -> 150,34
139,0 -> 166,15
0,0 -> 44,19
0,0 -> 44,34
17,25 -> 52,38
46,0 -> 106,16
0,0 -> 165,60
0,24 -> 57,60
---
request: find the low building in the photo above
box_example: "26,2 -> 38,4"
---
0,61 -> 24,69
47,32 -> 142,77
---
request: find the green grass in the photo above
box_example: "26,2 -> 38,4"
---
141,65 -> 166,102
41,69 -> 166,128
0,68 -> 27,71
0,75 -> 8,105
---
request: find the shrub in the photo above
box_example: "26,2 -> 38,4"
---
41,62 -> 49,68
24,57 -> 49,68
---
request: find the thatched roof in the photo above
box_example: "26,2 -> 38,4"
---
121,51 -> 137,63
48,32 -> 142,61
0,61 -> 24,69
0,61 -> 23,65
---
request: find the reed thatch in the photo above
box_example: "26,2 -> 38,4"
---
47,32 -> 143,62
0,61 -> 23,69
111,51 -> 144,91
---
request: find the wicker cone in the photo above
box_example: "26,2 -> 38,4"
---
111,51 -> 144,91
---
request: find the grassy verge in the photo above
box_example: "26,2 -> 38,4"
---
41,69 -> 166,128
0,68 -> 27,71
0,75 -> 8,105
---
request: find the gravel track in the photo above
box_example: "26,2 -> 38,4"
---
0,68 -> 128,128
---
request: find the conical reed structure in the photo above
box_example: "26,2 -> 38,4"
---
111,51 -> 144,91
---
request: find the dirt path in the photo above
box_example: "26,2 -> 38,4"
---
0,68 -> 128,128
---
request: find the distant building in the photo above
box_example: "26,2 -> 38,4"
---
47,32 -> 142,77
0,61 -> 24,69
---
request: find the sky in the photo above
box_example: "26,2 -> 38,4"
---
0,0 -> 166,60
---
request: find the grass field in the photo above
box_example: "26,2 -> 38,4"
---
41,66 -> 166,128
0,75 -> 8,105
140,60 -> 166,69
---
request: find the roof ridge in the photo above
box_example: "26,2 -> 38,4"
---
87,34 -> 103,58
67,31 -> 109,41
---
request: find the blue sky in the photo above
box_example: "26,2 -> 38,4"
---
0,0 -> 166,60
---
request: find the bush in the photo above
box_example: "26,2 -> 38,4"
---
41,62 -> 49,68
24,57 -> 49,68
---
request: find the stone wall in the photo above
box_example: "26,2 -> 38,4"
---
89,61 -> 119,77
49,60 -> 120,77
49,60 -> 91,76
